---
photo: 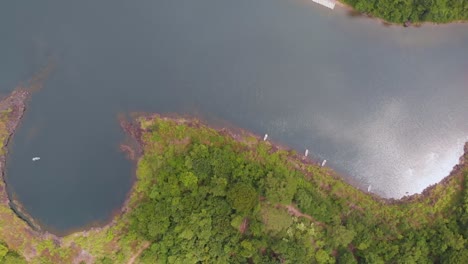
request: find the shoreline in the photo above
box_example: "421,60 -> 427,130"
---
0,90 -> 30,206
0,106 -> 468,234
0,96 -> 466,262
131,114 -> 468,206
6,111 -> 467,237
104,113 -> 468,262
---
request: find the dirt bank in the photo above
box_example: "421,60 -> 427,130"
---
0,90 -> 30,206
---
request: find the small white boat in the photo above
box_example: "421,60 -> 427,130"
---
321,159 -> 327,167
368,185 -> 372,192
263,134 -> 268,141
32,157 -> 40,161
305,149 -> 309,157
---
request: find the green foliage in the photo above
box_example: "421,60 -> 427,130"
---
341,0 -> 468,24
0,242 -> 26,264
227,183 -> 258,214
0,243 -> 8,259
97,257 -> 114,264
263,207 -> 293,234
315,249 -> 335,264
294,187 -> 340,223
124,118 -> 468,263
0,101 -> 465,262
265,170 -> 298,204
337,248 -> 357,264
2,253 -> 27,264
328,225 -> 356,248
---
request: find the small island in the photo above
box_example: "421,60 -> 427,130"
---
339,0 -> 468,25
0,90 -> 467,263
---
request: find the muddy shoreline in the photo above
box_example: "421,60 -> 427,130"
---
0,105 -> 466,239
0,92 -> 25,203
0,90 -> 35,218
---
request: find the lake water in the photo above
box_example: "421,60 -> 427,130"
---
0,0 -> 467,234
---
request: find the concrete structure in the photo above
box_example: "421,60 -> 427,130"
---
312,0 -> 336,10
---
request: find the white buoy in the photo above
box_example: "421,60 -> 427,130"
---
304,149 -> 309,157
367,185 -> 372,192
321,159 -> 327,167
263,134 -> 268,141
32,157 -> 40,161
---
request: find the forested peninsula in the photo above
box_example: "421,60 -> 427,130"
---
339,0 -> 468,25
0,89 -> 467,263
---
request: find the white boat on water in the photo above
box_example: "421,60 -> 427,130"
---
32,157 -> 40,161
321,159 -> 327,167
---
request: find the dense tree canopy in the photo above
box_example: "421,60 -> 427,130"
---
115,117 -> 468,263
341,0 -> 468,24
3,113 -> 466,263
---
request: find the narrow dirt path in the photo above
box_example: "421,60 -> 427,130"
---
282,204 -> 326,227
285,205 -> 314,221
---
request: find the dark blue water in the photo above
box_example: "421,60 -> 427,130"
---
1,0 -> 467,233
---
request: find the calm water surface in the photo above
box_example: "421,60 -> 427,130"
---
0,0 -> 467,233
